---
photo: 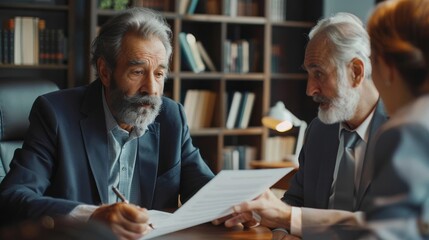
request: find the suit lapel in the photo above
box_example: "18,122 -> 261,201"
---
80,80 -> 109,204
356,100 -> 388,208
317,123 -> 340,208
137,122 -> 159,208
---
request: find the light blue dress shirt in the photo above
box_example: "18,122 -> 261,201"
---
102,89 -> 142,204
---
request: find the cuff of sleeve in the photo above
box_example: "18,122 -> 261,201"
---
290,206 -> 302,237
68,204 -> 99,222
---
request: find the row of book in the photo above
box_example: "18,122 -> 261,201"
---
224,39 -> 260,73
223,0 -> 260,17
264,136 -> 296,162
222,145 -> 257,170
226,91 -> 255,129
1,17 -> 66,65
179,32 -> 216,73
183,89 -> 217,129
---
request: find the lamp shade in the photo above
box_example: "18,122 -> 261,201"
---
262,101 -> 297,132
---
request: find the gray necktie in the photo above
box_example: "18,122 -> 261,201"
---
333,130 -> 360,210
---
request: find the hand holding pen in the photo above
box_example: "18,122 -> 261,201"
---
89,186 -> 152,239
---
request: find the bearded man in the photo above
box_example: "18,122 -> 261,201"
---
212,12 -> 388,239
0,8 -> 214,240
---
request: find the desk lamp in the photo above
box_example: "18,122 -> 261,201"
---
262,101 -> 307,164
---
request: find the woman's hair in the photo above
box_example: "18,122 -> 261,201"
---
368,0 -> 429,94
91,7 -> 172,76
309,12 -> 372,81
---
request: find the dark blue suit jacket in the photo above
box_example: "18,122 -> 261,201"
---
0,80 -> 214,223
283,100 -> 388,211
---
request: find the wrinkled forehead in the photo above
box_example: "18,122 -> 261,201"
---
304,35 -> 335,70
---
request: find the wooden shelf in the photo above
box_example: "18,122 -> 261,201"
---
0,3 -> 69,11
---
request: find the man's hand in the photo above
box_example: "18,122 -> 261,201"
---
90,202 -> 151,240
214,189 -> 293,230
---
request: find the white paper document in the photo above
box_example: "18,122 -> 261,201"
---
142,167 -> 294,239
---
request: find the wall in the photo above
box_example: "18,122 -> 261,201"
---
323,0 -> 375,23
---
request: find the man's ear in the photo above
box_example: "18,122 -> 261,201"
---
350,58 -> 365,87
97,58 -> 111,87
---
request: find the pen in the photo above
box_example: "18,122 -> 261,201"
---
112,186 -> 129,204
112,186 -> 155,229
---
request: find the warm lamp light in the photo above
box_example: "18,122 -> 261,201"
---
262,101 -> 307,164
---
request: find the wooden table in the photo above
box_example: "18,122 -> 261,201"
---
151,222 -> 272,239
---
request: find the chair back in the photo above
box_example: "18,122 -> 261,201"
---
0,78 -> 59,183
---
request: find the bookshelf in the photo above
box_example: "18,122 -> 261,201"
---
87,0 -> 321,173
0,0 -> 85,89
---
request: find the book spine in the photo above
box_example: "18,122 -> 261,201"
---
56,29 -> 65,64
38,19 -> 46,64
0,29 -> 2,64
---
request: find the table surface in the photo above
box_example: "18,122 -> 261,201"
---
151,222 -> 272,239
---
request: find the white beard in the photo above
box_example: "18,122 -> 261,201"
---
318,70 -> 360,124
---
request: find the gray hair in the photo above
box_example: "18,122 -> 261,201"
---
309,12 -> 372,80
91,7 -> 172,76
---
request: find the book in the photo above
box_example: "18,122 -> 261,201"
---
191,90 -> 205,129
238,92 -> 255,128
200,90 -> 216,128
234,91 -> 247,128
186,33 -> 205,73
226,91 -> 242,129
3,18 -> 14,64
236,145 -> 257,169
196,41 -> 217,72
240,39 -> 249,73
206,0 -> 220,14
179,0 -> 190,14
14,16 -> 22,65
183,89 -> 199,128
0,29 -> 2,64
179,32 -> 200,73
186,0 -> 200,14
21,16 -> 36,65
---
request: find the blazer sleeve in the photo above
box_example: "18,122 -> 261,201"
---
0,96 -> 81,223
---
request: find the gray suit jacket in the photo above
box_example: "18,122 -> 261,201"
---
283,100 -> 388,228
0,80 -> 214,225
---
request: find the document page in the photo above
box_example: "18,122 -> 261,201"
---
142,168 -> 294,239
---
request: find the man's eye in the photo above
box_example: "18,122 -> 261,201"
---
133,70 -> 144,75
314,71 -> 322,79
156,72 -> 165,78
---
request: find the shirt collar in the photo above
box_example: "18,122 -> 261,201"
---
338,107 -> 376,144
